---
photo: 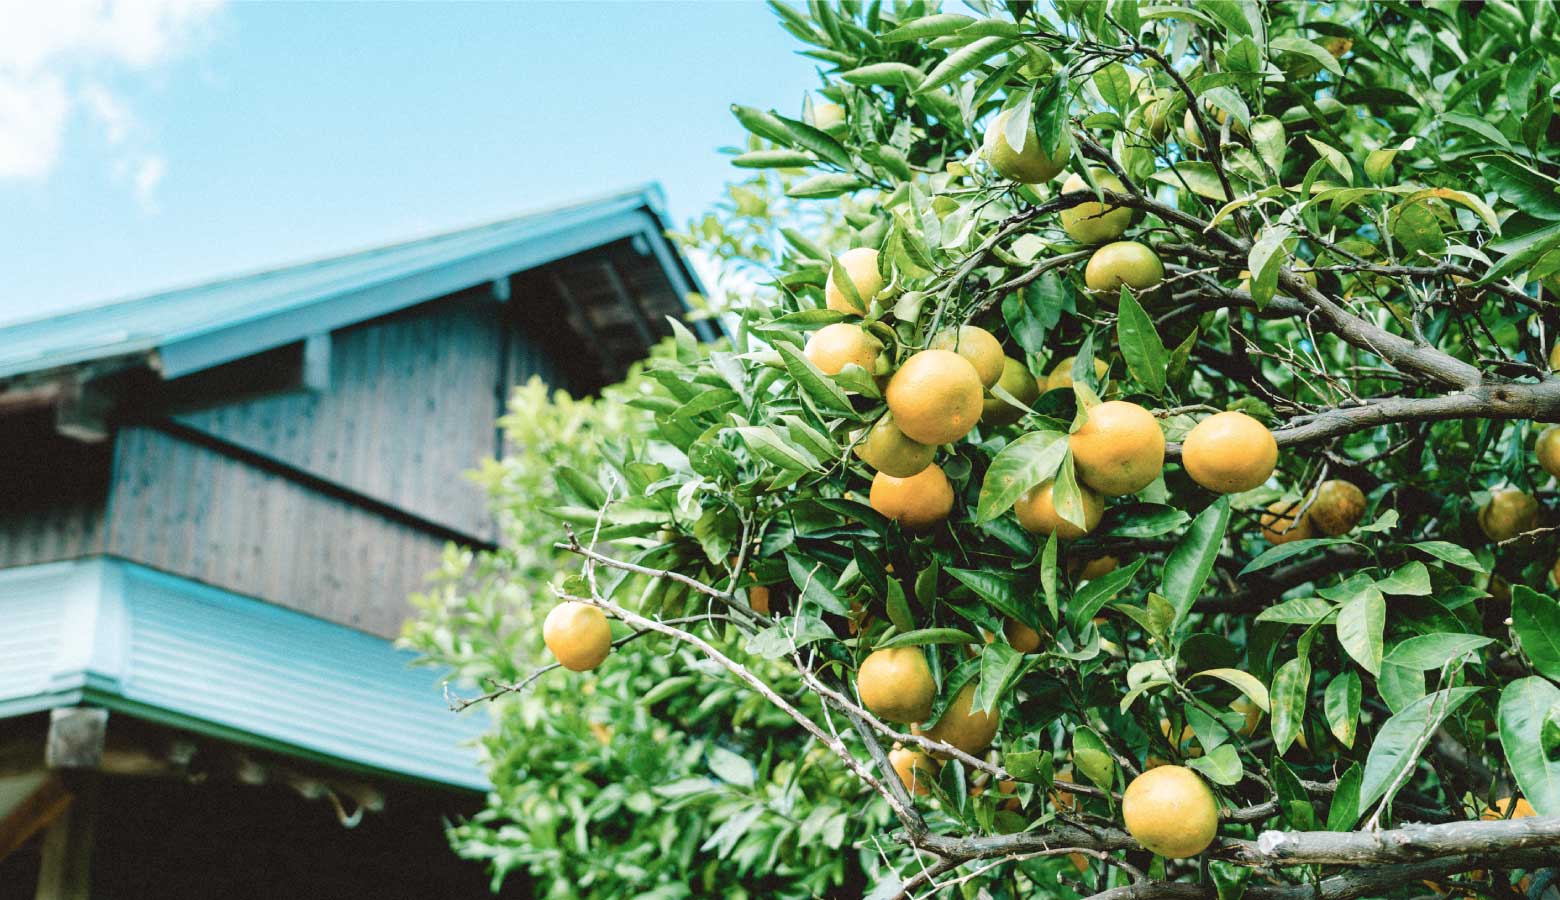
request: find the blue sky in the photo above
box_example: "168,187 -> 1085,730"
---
0,1 -> 820,325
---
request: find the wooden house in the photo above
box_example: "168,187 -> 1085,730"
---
0,185 -> 713,899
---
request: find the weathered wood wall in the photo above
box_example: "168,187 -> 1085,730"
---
0,414 -> 109,570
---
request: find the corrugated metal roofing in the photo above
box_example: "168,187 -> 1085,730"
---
0,183 -> 689,380
0,557 -> 490,791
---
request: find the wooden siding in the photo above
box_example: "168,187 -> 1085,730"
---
104,427 -> 448,638
0,412 -> 109,569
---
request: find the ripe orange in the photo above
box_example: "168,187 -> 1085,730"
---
1084,241 -> 1164,298
1003,617 -> 1043,653
885,350 -> 985,445
1537,425 -> 1560,478
543,601 -> 612,672
981,357 -> 1040,426
749,585 -> 771,616
889,745 -> 938,797
1260,500 -> 1314,545
918,682 -> 999,758
869,464 -> 955,530
930,325 -> 1005,388
804,322 -> 882,376
1071,554 -> 1120,581
825,248 -> 885,314
1122,765 -> 1219,858
855,414 -> 935,478
857,647 -> 936,724
1551,340 -> 1560,371
1060,170 -> 1134,244
1483,796 -> 1536,820
1070,400 -> 1166,495
1231,697 -> 1263,737
1014,479 -> 1103,539
984,109 -> 1070,183
1159,719 -> 1203,758
1478,488 -> 1538,542
1046,356 -> 1110,392
1181,411 -> 1278,493
1308,479 -> 1367,535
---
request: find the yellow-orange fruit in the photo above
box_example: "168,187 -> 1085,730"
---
1181,411 -> 1278,493
857,647 -> 936,724
929,325 -> 1005,388
1121,766 -> 1219,858
1070,400 -> 1165,496
1003,618 -> 1044,653
1553,558 -> 1560,589
1051,767 -> 1079,812
919,682 -> 1000,759
1484,797 -> 1536,820
1072,554 -> 1121,581
803,322 -> 882,376
1060,170 -> 1134,244
1551,340 -> 1560,371
1232,696 -> 1263,737
543,601 -> 612,672
825,247 -> 884,314
1084,241 -> 1164,297
1478,488 -> 1539,542
1537,425 -> 1560,478
1159,719 -> 1203,758
981,357 -> 1041,426
984,109 -> 1070,183
889,746 -> 938,797
1308,479 -> 1367,535
1260,501 -> 1314,545
885,350 -> 985,446
870,464 -> 955,531
1046,356 -> 1110,392
855,414 -> 935,478
1013,479 -> 1103,539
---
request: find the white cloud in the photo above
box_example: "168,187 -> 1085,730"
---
0,0 -> 223,192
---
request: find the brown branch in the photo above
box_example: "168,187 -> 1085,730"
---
1221,815 -> 1560,866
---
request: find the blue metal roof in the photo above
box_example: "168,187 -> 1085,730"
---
0,556 -> 490,791
0,183 -> 696,380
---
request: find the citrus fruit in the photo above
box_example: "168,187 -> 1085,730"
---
1231,696 -> 1262,737
1071,554 -> 1120,581
929,325 -> 1005,388
1537,425 -> 1560,478
889,746 -> 938,797
804,322 -> 882,376
1060,170 -> 1135,244
870,464 -> 955,530
1260,500 -> 1314,544
826,248 -> 884,314
1014,478 -> 1103,539
981,356 -> 1040,426
919,682 -> 999,758
1084,240 -> 1164,298
1003,617 -> 1043,653
1181,411 -> 1278,493
1478,488 -> 1538,542
1308,479 -> 1367,535
885,350 -> 985,445
855,414 -> 935,478
857,647 -> 936,724
1070,400 -> 1165,495
1047,356 -> 1110,392
1122,765 -> 1219,858
543,601 -> 612,672
984,109 -> 1070,183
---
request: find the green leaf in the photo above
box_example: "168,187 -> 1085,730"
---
730,104 -> 795,144
1481,154 -> 1560,221
1072,730 -> 1115,789
1256,596 -> 1337,625
1270,35 -> 1344,77
976,430 -> 1068,523
879,12 -> 973,42
1378,662 -> 1425,714
1188,743 -> 1243,786
947,567 -> 1020,610
1499,677 -> 1560,816
1190,668 -> 1270,711
1336,588 -> 1385,675
1069,557 -> 1148,634
840,62 -> 927,89
1508,585 -> 1560,679
1360,687 -> 1482,812
787,173 -> 870,199
877,627 -> 981,649
1325,671 -> 1361,748
885,577 -> 915,632
732,149 -> 817,169
973,641 -> 1026,713
1271,654 -> 1311,755
708,746 -> 756,788
1052,452 -> 1089,531
1246,225 -> 1291,309
746,615 -> 836,659
919,36 -> 1011,93
1375,562 -> 1431,596
1150,162 -> 1238,201
1160,496 -> 1231,628
1239,537 -> 1352,576
1409,541 -> 1488,574
775,343 -> 856,415
1384,633 -> 1495,670
1102,504 -> 1190,538
1326,764 -> 1363,831
1092,62 -> 1133,112
786,554 -> 851,615
1116,289 -> 1168,394
1250,116 -> 1285,172
1005,748 -> 1053,784
1443,112 -> 1513,152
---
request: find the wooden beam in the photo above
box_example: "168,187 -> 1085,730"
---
45,709 -> 106,771
33,776 -> 96,900
596,259 -> 658,347
0,774 -> 71,863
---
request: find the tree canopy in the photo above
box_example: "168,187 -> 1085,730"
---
415,1 -> 1560,897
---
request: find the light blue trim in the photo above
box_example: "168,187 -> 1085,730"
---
0,557 -> 490,791
0,184 -> 694,381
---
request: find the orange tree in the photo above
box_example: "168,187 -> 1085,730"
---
447,2 -> 1560,897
